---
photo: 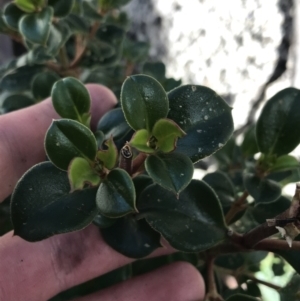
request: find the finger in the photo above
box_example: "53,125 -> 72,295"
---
74,262 -> 205,301
0,84 -> 117,202
0,225 -> 174,301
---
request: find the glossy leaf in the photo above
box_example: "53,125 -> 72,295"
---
2,94 -> 35,113
3,3 -> 24,30
241,125 -> 259,157
96,136 -> 118,169
143,62 -> 166,83
152,118 -> 186,152
45,119 -> 97,170
167,85 -> 234,163
121,75 -> 169,132
279,274 -> 300,301
68,157 -> 101,191
269,155 -> 299,173
133,175 -> 153,200
145,152 -> 193,194
48,0 -> 74,17
19,7 -> 53,45
93,212 -> 116,229
51,77 -> 91,126
32,71 -> 59,100
11,162 -> 98,242
101,216 -> 161,258
96,168 -> 136,218
243,173 -> 281,205
256,88 -> 300,157
129,129 -> 154,153
138,180 -> 227,252
226,294 -> 258,301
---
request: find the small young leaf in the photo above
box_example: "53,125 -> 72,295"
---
138,180 -> 227,252
96,136 -> 118,169
11,162 -> 98,242
68,157 -> 101,191
45,119 -> 97,170
101,216 -> 161,258
48,0 -> 74,17
145,152 -> 193,194
129,129 -> 155,153
152,118 -> 186,153
19,7 -> 53,45
32,71 -> 59,100
121,74 -> 169,132
269,155 -> 299,173
3,3 -> 24,30
167,85 -> 234,163
243,173 -> 281,205
96,168 -> 136,218
51,77 -> 91,127
256,88 -> 300,157
15,0 -> 42,12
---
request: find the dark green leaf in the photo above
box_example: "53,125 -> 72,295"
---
0,65 -> 42,92
215,253 -> 245,270
19,7 -> 53,45
138,180 -> 227,252
279,274 -> 300,301
48,0 -> 74,17
3,3 -> 24,30
226,294 -> 258,301
241,125 -> 259,157
0,196 -> 13,236
270,155 -> 299,173
51,77 -> 91,126
11,162 -> 98,242
68,157 -> 101,191
2,94 -> 35,113
143,62 -> 166,83
122,39 -> 149,63
133,175 -> 153,200
243,173 -> 281,205
82,1 -> 102,20
145,152 -> 193,194
256,88 -> 300,156
101,216 -> 161,258
121,74 -> 169,132
64,14 -> 89,33
93,212 -> 116,228
99,0 -> 131,10
32,71 -> 59,100
96,168 -> 136,218
168,85 -> 234,163
45,119 -> 97,170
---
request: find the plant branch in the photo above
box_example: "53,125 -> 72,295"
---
245,273 -> 282,291
225,191 -> 249,225
254,238 -> 300,251
132,152 -> 147,175
119,145 -> 133,175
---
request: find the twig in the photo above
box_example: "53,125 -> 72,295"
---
254,238 -> 300,251
225,191 -> 249,225
119,145 -> 133,175
245,273 -> 282,291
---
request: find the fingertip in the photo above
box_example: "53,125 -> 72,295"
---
85,84 -> 118,130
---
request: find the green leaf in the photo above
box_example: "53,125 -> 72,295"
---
15,0 -> 44,13
32,71 -> 59,100
96,168 -> 136,218
270,155 -> 299,173
48,0 -> 74,17
68,157 -> 101,191
101,216 -> 161,258
279,274 -> 300,301
82,1 -> 102,20
243,173 -> 281,205
93,212 -> 116,228
96,136 -> 118,169
241,125 -> 259,157
215,253 -> 245,269
3,3 -> 24,30
138,180 -> 227,252
51,77 -> 91,127
19,7 -> 53,45
0,65 -> 42,92
121,74 -> 169,132
45,119 -> 97,170
167,85 -> 234,163
143,62 -> 166,83
256,88 -> 300,157
11,162 -> 98,242
226,294 -> 258,301
129,129 -> 154,153
145,152 -> 193,194
133,175 -> 153,200
152,118 -> 186,152
99,0 -> 131,10
64,14 -> 89,33
2,94 -> 35,113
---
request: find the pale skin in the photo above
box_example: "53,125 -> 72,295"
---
0,84 -> 205,301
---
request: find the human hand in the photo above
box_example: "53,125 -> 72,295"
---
0,84 -> 205,301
